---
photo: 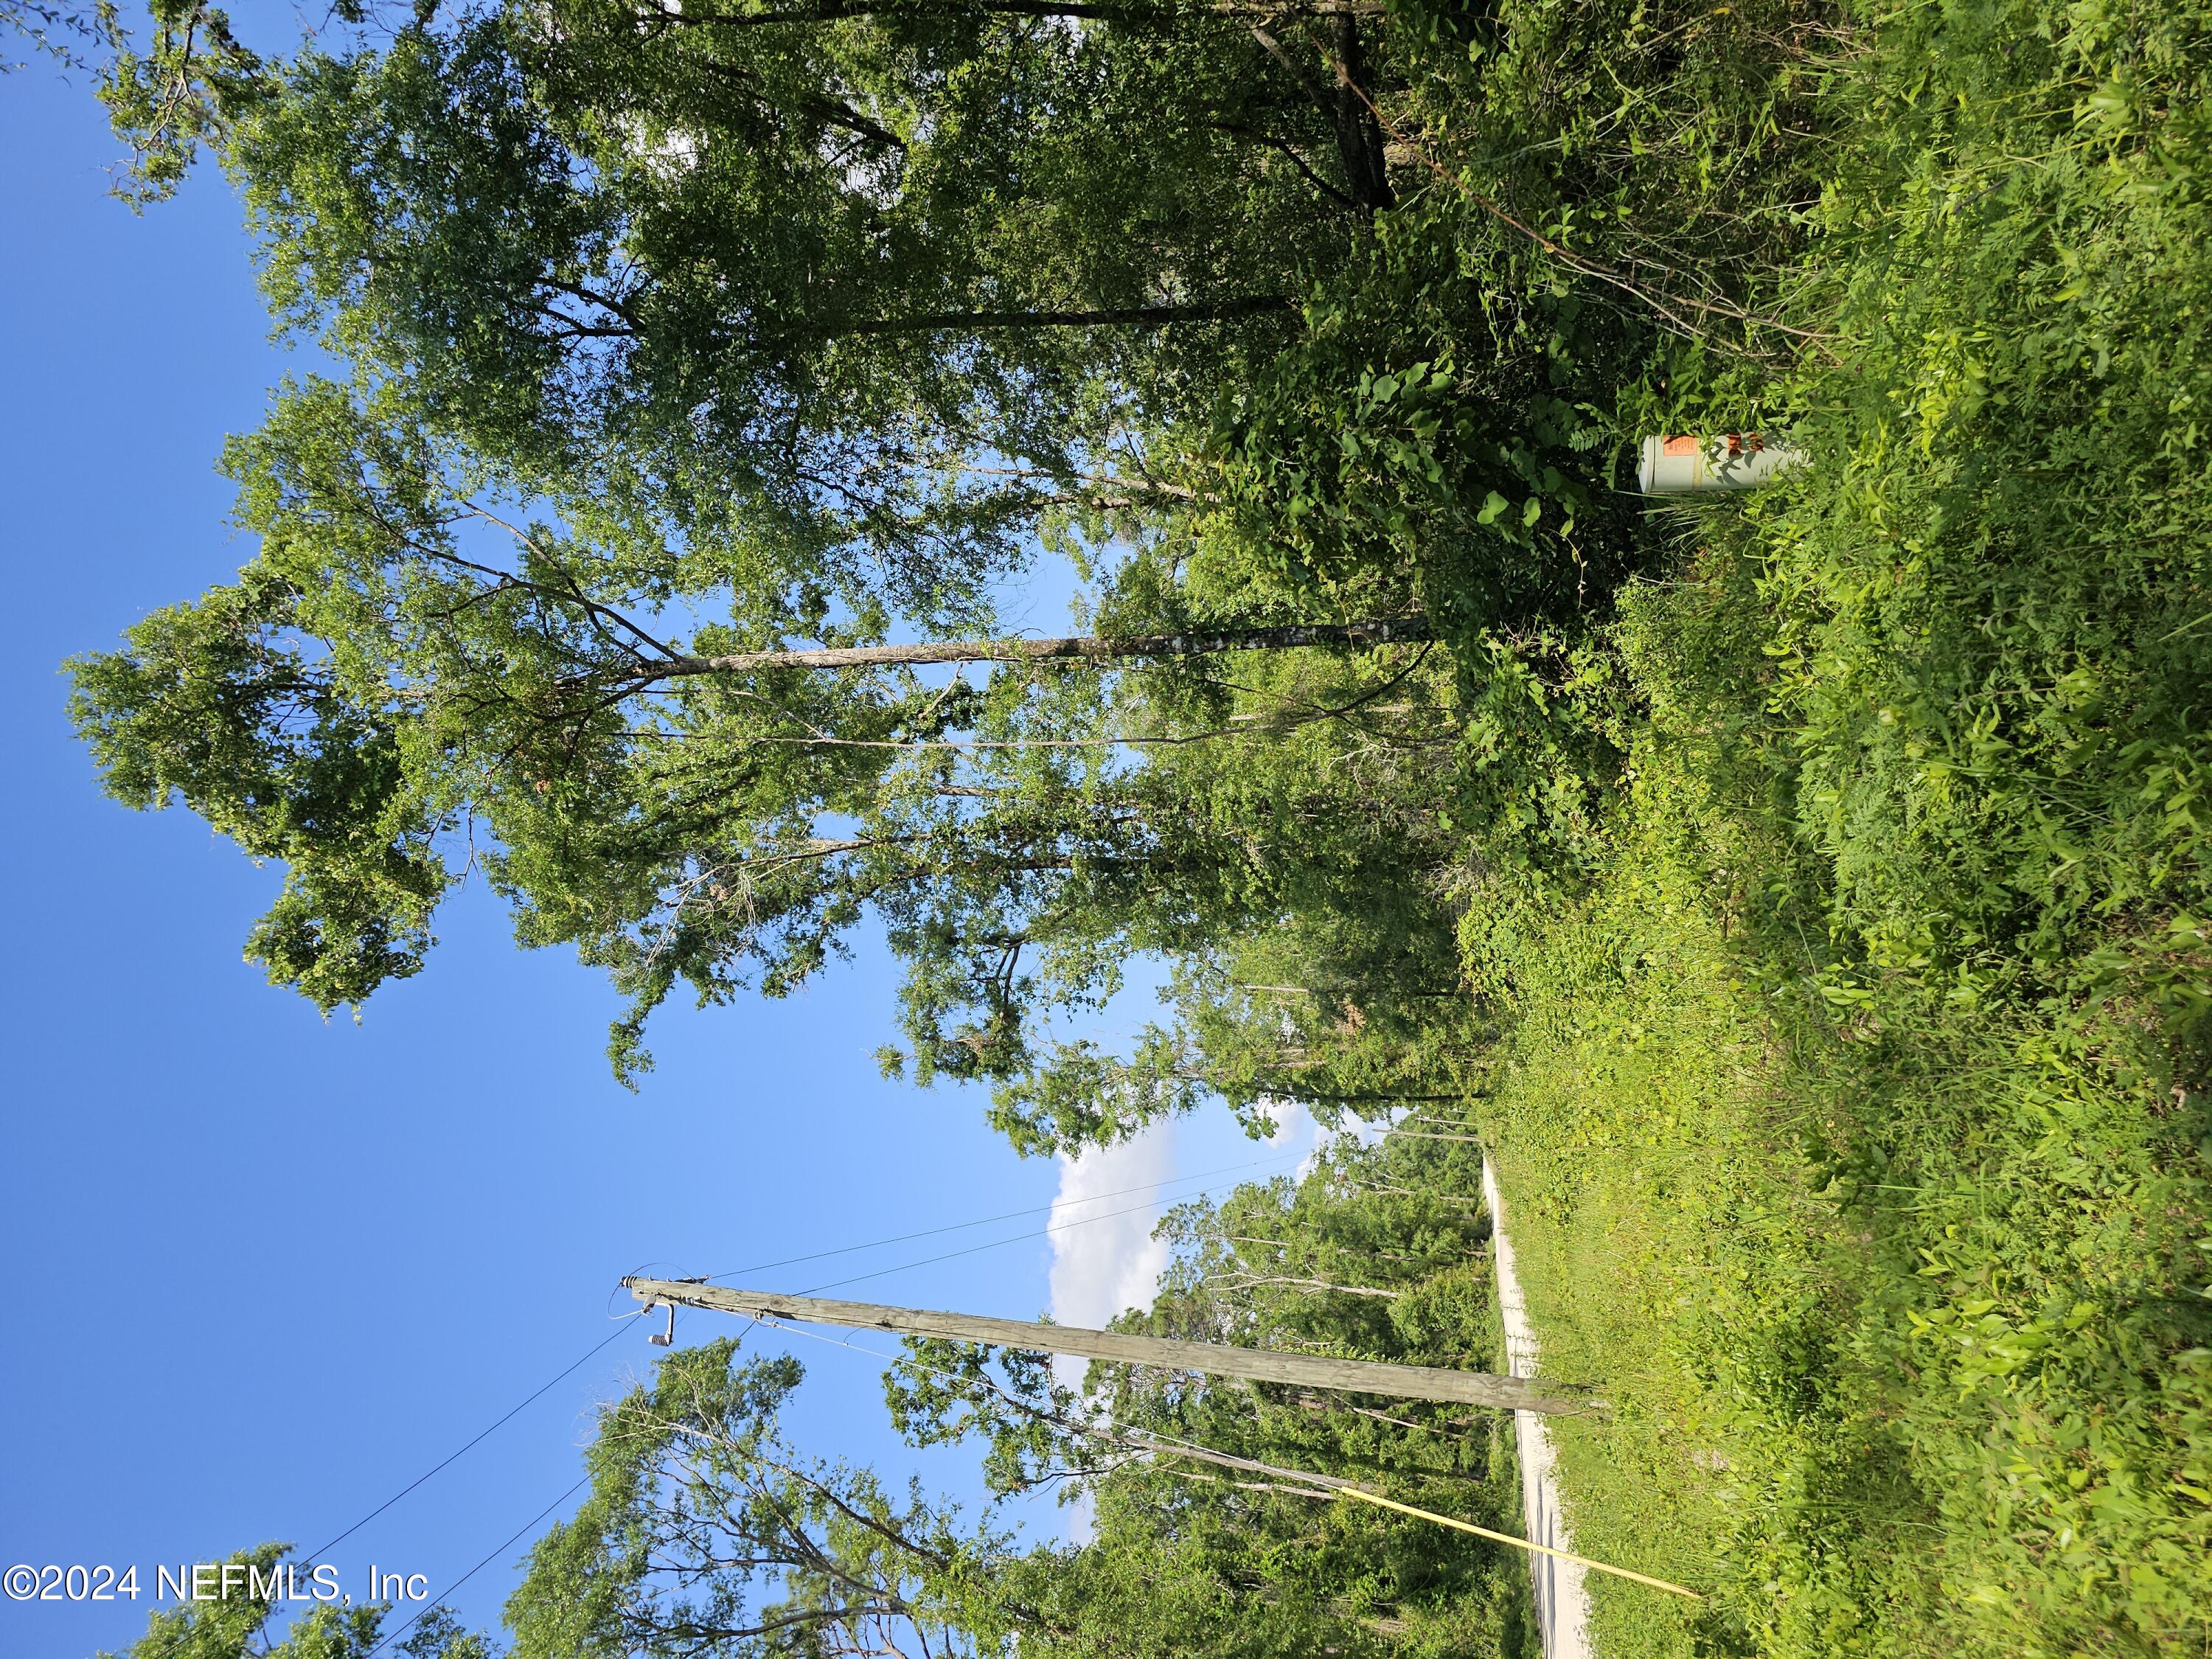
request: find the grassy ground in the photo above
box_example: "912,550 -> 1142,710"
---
1472,773 -> 1932,1659
1463,542 -> 2211,1657
1441,2 -> 2212,1647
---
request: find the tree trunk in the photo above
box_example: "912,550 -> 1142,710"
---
829,297 -> 1293,335
664,0 -> 1387,29
647,616 -> 1433,680
1325,16 -> 1394,211
1247,18 -> 1393,212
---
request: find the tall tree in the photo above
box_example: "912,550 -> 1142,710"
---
65,429 -> 1479,1127
100,1545 -> 491,1659
503,1343 -> 1035,1659
72,0 -> 1689,1150
161,0 -> 1416,633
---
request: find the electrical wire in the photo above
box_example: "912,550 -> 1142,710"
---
324,1130 -> 1665,1644
300,1316 -> 641,1568
755,1317 -> 1702,1601
791,1172 -> 1286,1295
704,1147 -> 1302,1284
302,1147 -> 1307,1586
363,1472 -> 597,1658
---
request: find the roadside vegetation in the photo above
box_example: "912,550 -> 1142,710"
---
74,0 -> 2212,1650
1466,3 -> 2212,1646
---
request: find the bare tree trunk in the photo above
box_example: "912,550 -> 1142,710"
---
648,616 -> 1433,680
1248,18 -> 1393,212
831,297 -> 1293,335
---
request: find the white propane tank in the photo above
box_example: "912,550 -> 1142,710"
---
1638,433 -> 1804,493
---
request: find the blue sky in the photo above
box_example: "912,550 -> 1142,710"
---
0,39 -> 1310,1659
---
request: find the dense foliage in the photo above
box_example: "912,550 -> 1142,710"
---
491,1133 -> 1534,1659
98,1545 -> 489,1659
69,0 -> 2212,1648
71,0 -> 1695,1117
1444,0 -> 2212,1650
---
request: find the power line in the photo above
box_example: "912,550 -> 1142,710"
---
338,1147 -> 1323,1650
795,1172 -> 1282,1295
706,1148 -> 1301,1284
307,1148 -> 1305,1576
301,1318 -> 639,1568
364,1472 -> 597,1658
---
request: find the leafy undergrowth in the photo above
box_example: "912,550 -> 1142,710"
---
1453,0 -> 2212,1650
1471,780 -> 1950,1658
1478,751 -> 2210,1655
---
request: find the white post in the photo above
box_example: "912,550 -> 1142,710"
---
1638,433 -> 1804,493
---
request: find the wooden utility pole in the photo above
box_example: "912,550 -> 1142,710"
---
622,1278 -> 1602,1416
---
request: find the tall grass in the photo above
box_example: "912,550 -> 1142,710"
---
1462,0 -> 2212,1646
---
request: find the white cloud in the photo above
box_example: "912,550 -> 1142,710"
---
1046,1124 -> 1178,1546
1250,1096 -> 1320,1178
1047,1119 -> 1178,1345
1257,1096 -> 1312,1148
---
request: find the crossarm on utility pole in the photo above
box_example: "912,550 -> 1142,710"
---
622,1278 -> 1604,1417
